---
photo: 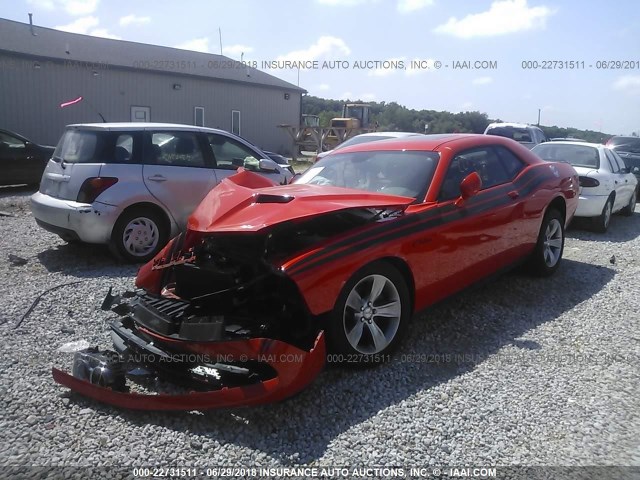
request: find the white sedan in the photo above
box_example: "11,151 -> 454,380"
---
532,141 -> 637,232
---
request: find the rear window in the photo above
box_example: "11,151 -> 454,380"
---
486,126 -> 533,143
533,144 -> 600,169
53,130 -> 135,164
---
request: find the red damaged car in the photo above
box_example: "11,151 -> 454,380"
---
53,134 -> 579,410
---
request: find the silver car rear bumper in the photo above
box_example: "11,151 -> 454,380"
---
30,191 -> 120,244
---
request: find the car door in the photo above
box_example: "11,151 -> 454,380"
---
206,133 -> 287,184
604,149 -> 631,211
424,146 -> 524,297
142,130 -> 218,230
0,131 -> 32,185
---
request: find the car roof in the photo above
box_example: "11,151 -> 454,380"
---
535,140 -> 602,148
337,133 -> 522,153
350,131 -> 421,139
66,122 -> 228,134
486,122 -> 540,130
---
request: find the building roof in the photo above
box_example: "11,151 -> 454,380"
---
0,18 -> 305,93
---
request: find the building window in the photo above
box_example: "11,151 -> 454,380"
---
231,110 -> 241,136
194,107 -> 204,127
131,106 -> 150,122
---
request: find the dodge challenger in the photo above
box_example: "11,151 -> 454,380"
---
53,134 -> 579,410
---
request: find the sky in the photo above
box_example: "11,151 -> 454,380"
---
2,0 -> 639,135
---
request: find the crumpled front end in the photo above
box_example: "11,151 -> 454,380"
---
53,172 -> 410,410
53,229 -> 328,410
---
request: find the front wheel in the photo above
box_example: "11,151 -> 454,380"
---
527,208 -> 565,277
326,261 -> 411,365
110,208 -> 168,263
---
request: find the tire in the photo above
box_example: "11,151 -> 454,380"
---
326,261 -> 411,365
110,207 -> 168,263
621,189 -> 637,217
527,208 -> 565,277
593,196 -> 613,233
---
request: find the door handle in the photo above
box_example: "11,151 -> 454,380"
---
147,175 -> 167,182
508,190 -> 519,199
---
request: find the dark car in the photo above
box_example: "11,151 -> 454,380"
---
607,136 -> 640,196
0,129 -> 55,186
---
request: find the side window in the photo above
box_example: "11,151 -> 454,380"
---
494,146 -> 526,179
0,132 -> 25,148
607,149 -> 626,173
114,134 -> 133,163
439,148 -> 510,201
149,132 -> 205,168
604,149 -> 620,173
207,134 -> 260,170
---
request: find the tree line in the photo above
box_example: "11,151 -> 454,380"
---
302,96 -> 614,144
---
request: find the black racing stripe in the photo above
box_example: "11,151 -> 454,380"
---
287,166 -> 550,276
289,191 -> 512,278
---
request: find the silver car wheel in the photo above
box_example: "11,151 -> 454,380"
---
343,274 -> 402,354
542,218 -> 563,267
122,217 -> 160,257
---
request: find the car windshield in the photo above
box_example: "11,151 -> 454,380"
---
336,135 -> 396,150
533,144 -> 600,169
486,126 -> 533,143
608,137 -> 640,153
295,150 -> 439,199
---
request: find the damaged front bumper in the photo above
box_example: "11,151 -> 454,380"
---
52,291 -> 325,410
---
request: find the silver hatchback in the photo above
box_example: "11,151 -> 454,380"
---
31,123 -> 292,262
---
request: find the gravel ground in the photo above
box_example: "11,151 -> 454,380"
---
0,186 -> 639,474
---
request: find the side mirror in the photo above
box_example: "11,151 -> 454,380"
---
258,158 -> 279,173
455,172 -> 482,207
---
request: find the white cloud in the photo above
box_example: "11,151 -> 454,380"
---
339,91 -> 354,100
222,44 -> 254,57
63,0 -> 99,15
361,93 -> 377,101
613,75 -> 640,96
316,83 -> 330,91
174,38 -> 211,53
277,36 -> 351,62
30,0 -> 100,15
472,76 -> 493,85
405,57 -> 436,75
54,16 -> 120,39
90,28 -> 120,40
397,0 -> 434,13
54,16 -> 99,34
434,0 -> 555,39
119,14 -> 151,27
460,102 -> 474,110
367,57 -> 406,77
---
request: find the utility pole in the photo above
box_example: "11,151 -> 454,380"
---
537,108 -> 541,126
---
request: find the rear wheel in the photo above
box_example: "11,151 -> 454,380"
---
326,261 -> 411,365
110,208 -> 168,263
621,189 -> 637,217
527,208 -> 564,277
593,196 -> 613,232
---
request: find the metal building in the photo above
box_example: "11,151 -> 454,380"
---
0,18 -> 304,153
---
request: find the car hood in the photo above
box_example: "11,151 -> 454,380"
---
188,170 -> 414,233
